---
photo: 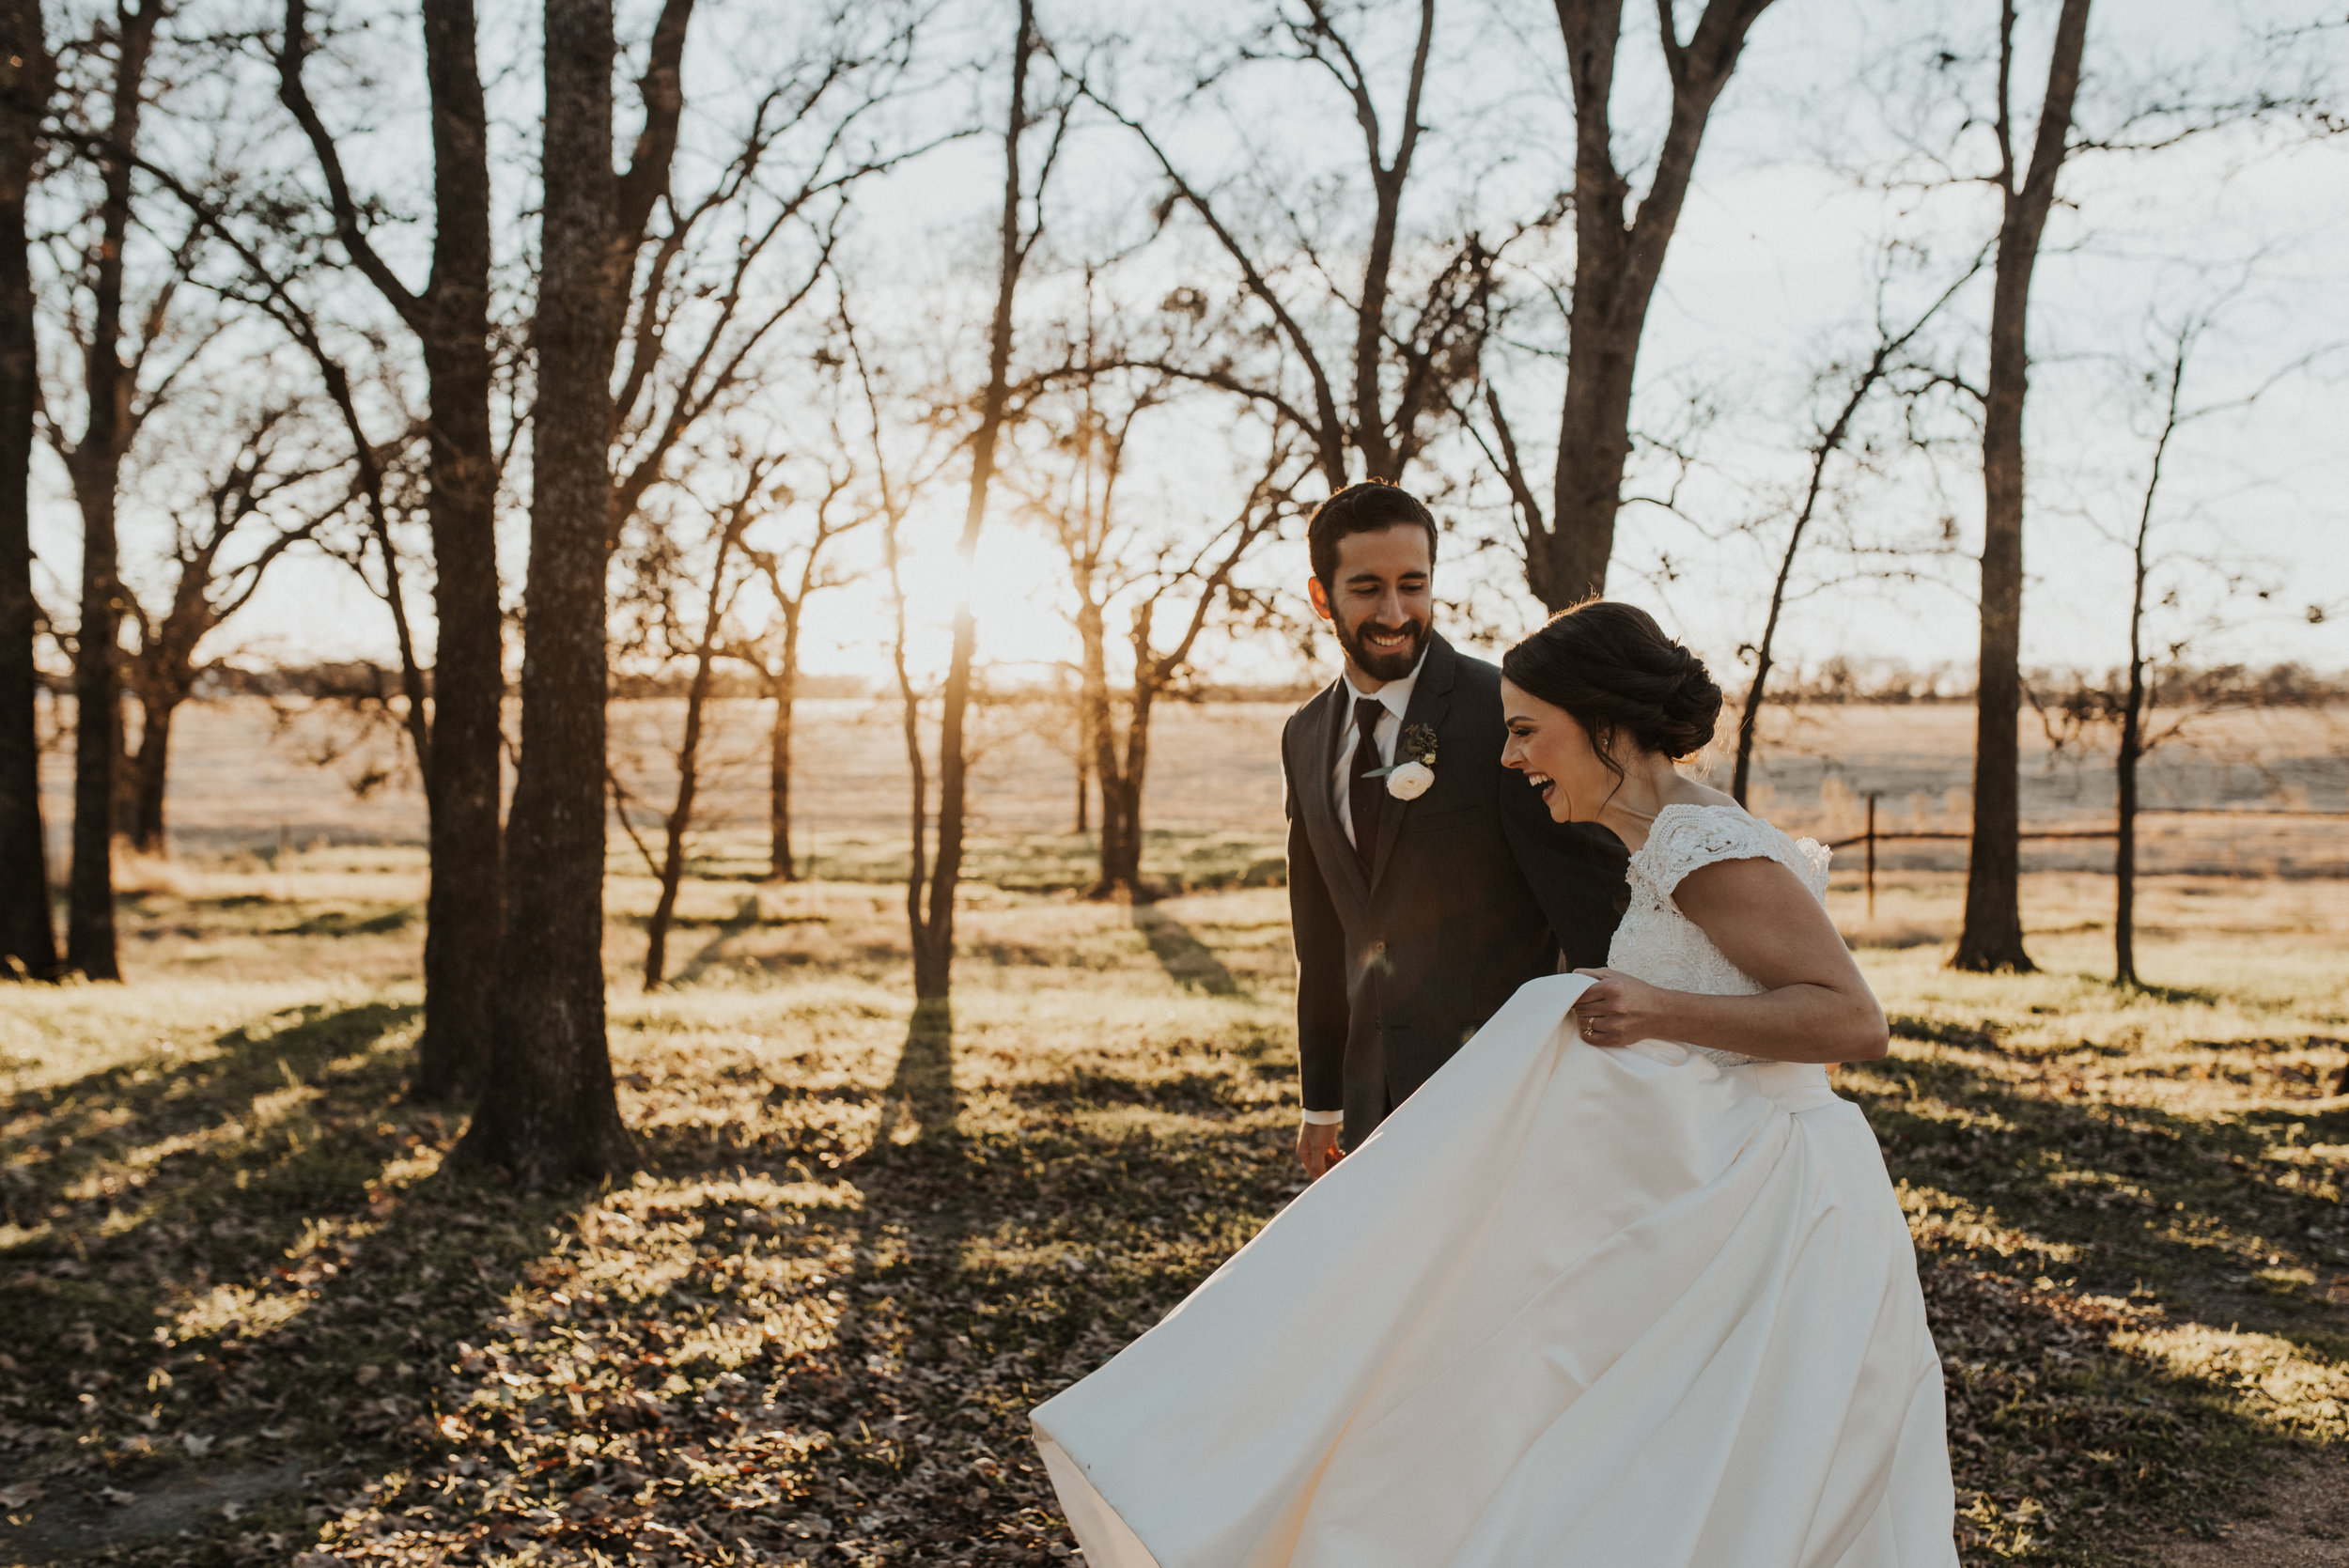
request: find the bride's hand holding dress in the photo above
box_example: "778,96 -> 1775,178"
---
1568,852 -> 1888,1063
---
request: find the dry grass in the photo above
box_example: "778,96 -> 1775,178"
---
2,851 -> 2347,1566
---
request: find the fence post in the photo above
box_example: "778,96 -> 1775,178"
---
1864,792 -> 1878,924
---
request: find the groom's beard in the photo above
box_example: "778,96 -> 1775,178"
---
1334,608 -> 1428,684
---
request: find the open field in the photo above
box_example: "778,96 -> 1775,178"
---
5,852 -> 2349,1565
37,696 -> 2349,881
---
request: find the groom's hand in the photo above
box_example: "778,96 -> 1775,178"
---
1297,1121 -> 1346,1179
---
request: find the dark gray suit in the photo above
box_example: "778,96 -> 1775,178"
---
1283,634 -> 1628,1148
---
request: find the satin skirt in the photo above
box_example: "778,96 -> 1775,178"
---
1030,974 -> 1957,1568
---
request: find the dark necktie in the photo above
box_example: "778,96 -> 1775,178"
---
1349,694 -> 1386,874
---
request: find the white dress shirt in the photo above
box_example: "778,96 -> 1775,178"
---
1303,649 -> 1427,1127
1328,652 -> 1425,848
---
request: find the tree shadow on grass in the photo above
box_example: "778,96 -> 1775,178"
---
1130,905 -> 1242,997
671,893 -> 766,986
875,995 -> 959,1148
0,1001 -> 583,1565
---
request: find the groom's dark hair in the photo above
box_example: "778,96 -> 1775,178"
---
1308,481 -> 1439,590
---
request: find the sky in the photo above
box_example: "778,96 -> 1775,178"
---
27,0 -> 2349,695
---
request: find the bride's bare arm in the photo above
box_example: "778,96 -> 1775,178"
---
1570,857 -> 1889,1063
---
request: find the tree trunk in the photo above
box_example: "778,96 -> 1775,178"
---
127,691 -> 175,855
2115,660 -> 2141,989
644,524 -> 739,989
1953,0 -> 2092,975
1099,678 -> 1158,898
2113,316 -> 2182,993
67,488 -> 122,981
1079,602 -> 1127,894
109,679 -> 137,841
63,4 -> 159,981
0,0 -> 54,979
1071,685 -> 1089,835
767,608 -> 799,882
459,0 -> 634,1184
911,0 -> 1034,1001
1528,0 -> 1780,609
407,0 -> 505,1103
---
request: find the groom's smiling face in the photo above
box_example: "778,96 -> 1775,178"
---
1309,524 -> 1434,686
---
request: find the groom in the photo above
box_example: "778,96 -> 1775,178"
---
1284,482 -> 1626,1176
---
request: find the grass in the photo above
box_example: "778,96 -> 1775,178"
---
2,849 -> 2346,1566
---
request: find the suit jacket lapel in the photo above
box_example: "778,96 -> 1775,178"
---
1299,677 -> 1372,912
1370,634 -> 1456,891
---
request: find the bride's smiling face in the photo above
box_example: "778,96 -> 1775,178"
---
1500,679 -> 1616,823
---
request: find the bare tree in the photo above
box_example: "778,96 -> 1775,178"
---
602,8 -> 929,558
2050,304 -> 2307,987
44,0 -> 178,981
117,400 -> 330,853
591,18 -> 925,895
629,455 -> 765,989
731,448 -> 865,885
276,0 -> 503,1096
909,0 -> 1061,1001
0,0 -> 54,978
1087,0 -> 1498,492
1948,0 -> 2094,974
1728,247 -> 1984,804
1482,0 -> 1783,608
462,0 -> 694,1185
1017,351 -> 1298,897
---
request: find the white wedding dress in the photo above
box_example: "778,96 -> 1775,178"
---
1031,804 -> 1956,1568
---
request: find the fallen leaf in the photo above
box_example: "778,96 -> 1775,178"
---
181,1432 -> 215,1456
0,1481 -> 40,1509
98,1486 -> 136,1507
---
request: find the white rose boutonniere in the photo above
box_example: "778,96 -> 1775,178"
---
1386,761 -> 1434,800
1371,723 -> 1439,800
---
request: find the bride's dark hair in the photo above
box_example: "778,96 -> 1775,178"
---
1501,600 -> 1722,770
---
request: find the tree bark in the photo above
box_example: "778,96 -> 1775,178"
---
63,2 -> 161,981
1952,0 -> 2092,974
0,0 -> 54,979
460,0 -> 638,1183
1525,0 -> 1779,608
279,0 -> 503,1099
406,0 -> 503,1100
910,0 -> 1034,1001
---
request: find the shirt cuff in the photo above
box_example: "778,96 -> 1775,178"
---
1299,1108 -> 1345,1126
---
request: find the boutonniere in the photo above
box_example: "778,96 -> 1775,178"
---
1367,723 -> 1439,800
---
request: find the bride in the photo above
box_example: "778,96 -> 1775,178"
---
1031,601 -> 1956,1568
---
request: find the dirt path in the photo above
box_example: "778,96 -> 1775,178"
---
2156,1455 -> 2349,1564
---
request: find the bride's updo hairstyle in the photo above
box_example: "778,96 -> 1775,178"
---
1501,600 -> 1722,779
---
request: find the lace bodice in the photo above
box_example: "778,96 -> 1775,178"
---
1606,804 -> 1832,1068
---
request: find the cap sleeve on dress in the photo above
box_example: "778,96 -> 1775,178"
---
1632,807 -> 1819,905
